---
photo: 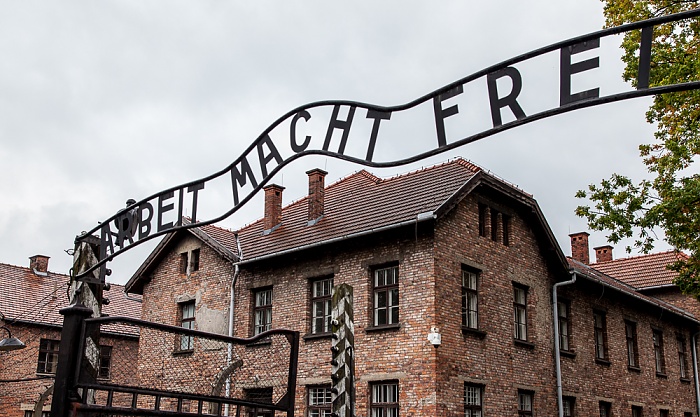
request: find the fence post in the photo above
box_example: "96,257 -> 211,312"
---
50,302 -> 93,417
331,284 -> 355,417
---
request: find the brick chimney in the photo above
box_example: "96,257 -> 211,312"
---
29,255 -> 50,274
569,232 -> 590,264
263,184 -> 285,232
594,245 -> 614,263
306,168 -> 327,224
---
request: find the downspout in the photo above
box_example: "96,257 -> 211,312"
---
553,271 -> 577,417
692,330 -> 700,417
225,233 -> 242,416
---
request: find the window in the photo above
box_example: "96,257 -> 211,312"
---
311,277 -> 333,334
98,345 -> 112,379
659,410 -> 669,417
625,320 -> 639,369
373,265 -> 399,327
179,301 -> 195,351
593,311 -> 608,361
244,388 -> 273,417
490,208 -> 500,242
653,329 -> 666,375
563,396 -> 575,417
557,300 -> 571,351
502,214 -> 511,246
370,382 -> 398,417
631,405 -> 643,417
517,390 -> 533,417
308,386 -> 332,417
513,285 -> 528,341
179,252 -> 188,274
478,203 -> 488,237
599,401 -> 611,417
191,248 -> 200,272
24,412 -> 50,417
684,412 -> 693,417
678,334 -> 689,379
464,384 -> 483,417
37,339 -> 59,374
462,269 -> 479,330
254,288 -> 273,335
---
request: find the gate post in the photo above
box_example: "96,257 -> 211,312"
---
50,303 -> 93,417
330,284 -> 355,417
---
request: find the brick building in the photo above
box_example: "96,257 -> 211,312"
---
125,159 -> 700,416
0,255 -> 141,417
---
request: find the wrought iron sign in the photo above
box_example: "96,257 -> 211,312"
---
75,9 -> 700,280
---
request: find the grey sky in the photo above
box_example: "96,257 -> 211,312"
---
0,1 -> 664,284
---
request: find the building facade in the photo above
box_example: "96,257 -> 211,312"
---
0,256 -> 141,417
126,159 -> 700,416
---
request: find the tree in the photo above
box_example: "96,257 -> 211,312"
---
575,0 -> 700,296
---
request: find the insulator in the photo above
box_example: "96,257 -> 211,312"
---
331,346 -> 339,353
331,359 -> 338,366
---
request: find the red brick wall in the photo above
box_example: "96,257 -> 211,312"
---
433,193 -> 560,416
138,234 -> 234,401
558,280 -> 697,415
236,225 -> 439,417
0,323 -> 138,417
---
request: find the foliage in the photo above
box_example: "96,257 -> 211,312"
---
576,0 -> 700,295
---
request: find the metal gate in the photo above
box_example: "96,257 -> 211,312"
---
51,303 -> 299,417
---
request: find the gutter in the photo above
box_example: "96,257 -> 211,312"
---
236,214 -> 437,266
692,330 -> 700,417
553,271 -> 577,417
225,233 -> 243,416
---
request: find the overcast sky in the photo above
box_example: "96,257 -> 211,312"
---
0,1 -> 667,285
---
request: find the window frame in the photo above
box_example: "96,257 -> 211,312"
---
513,284 -> 528,342
478,203 -> 488,237
490,208 -> 500,242
191,248 -> 200,272
631,405 -> 643,417
653,329 -> 666,376
253,288 -> 273,336
179,252 -> 188,274
677,333 -> 689,380
625,320 -> 640,369
370,381 -> 399,417
178,301 -> 196,352
461,268 -> 479,331
307,385 -> 332,417
464,383 -> 483,417
502,214 -> 511,246
98,345 -> 112,380
593,310 -> 609,363
517,390 -> 533,417
310,277 -> 334,335
599,401 -> 612,417
562,396 -> 575,417
372,265 -> 399,328
557,299 -> 571,352
36,338 -> 60,375
244,387 -> 273,417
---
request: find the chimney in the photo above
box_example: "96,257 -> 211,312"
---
594,245 -> 614,263
306,168 -> 327,224
263,184 -> 285,233
29,255 -> 50,274
569,232 -> 590,264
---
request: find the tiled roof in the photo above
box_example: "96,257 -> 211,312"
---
568,257 -> 698,323
0,261 -> 142,337
236,159 -> 482,261
589,251 -> 688,289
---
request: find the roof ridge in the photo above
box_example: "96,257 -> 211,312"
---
0,261 -> 70,278
591,249 -> 687,265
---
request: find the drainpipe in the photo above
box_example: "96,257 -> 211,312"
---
225,233 -> 242,416
553,271 -> 577,417
692,330 -> 700,417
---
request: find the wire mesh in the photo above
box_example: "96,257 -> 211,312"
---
76,317 -> 297,416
